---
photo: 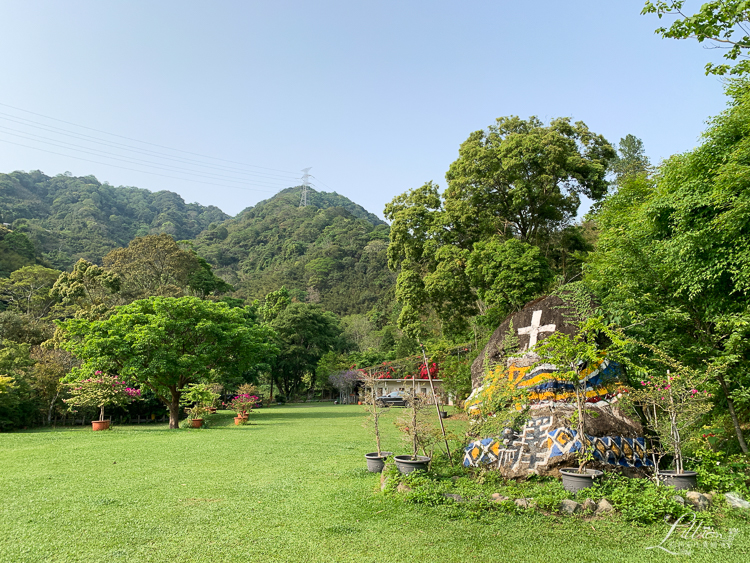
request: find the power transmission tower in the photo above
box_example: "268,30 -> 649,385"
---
299,167 -> 312,207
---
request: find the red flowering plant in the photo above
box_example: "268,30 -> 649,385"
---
64,371 -> 141,422
626,355 -> 713,476
418,362 -> 439,379
224,393 -> 259,417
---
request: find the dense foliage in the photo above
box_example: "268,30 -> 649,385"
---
0,170 -> 228,268
585,78 -> 750,453
194,187 -> 395,317
58,296 -> 278,428
384,116 -> 613,337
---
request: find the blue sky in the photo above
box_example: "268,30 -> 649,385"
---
0,1 -> 729,219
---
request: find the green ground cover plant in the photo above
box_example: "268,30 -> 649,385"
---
0,404 -> 748,563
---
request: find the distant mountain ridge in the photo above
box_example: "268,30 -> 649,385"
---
195,186 -> 394,315
0,171 -> 394,316
0,170 -> 228,268
237,186 -> 386,226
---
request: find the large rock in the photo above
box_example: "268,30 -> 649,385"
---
471,295 -> 580,388
463,404 -> 647,478
725,492 -> 750,509
685,491 -> 709,511
463,293 -> 651,478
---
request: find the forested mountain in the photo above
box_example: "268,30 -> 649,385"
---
0,172 -> 395,318
0,170 -> 228,269
0,224 -> 42,277
195,187 -> 395,316
237,186 -> 386,227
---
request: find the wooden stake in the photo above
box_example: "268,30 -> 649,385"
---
419,341 -> 453,465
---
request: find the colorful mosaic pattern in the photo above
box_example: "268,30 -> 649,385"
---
465,358 -> 622,414
463,421 -> 653,469
547,427 -> 652,467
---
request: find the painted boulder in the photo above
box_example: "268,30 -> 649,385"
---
464,295 -> 652,476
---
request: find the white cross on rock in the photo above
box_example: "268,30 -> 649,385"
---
517,310 -> 556,350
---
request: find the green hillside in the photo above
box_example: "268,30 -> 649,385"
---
237,186 -> 386,226
0,173 -> 395,317
0,170 -> 229,269
195,187 -> 394,316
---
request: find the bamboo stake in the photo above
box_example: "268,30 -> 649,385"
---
419,341 -> 453,465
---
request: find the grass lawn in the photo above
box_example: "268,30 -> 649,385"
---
1,403 -> 748,562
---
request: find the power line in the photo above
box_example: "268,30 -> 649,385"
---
311,175 -> 336,192
0,127 -> 294,189
0,137 -> 280,195
0,112 -> 300,182
0,101 -> 299,175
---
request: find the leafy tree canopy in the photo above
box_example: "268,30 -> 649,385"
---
643,1 -> 750,76
102,234 -> 231,300
385,116 -> 615,337
57,296 -> 278,428
586,78 -> 750,452
270,302 -> 343,399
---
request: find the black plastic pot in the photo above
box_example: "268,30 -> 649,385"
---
394,455 -> 431,474
439,411 -> 448,419
560,468 -> 603,493
658,470 -> 697,491
364,451 -> 393,473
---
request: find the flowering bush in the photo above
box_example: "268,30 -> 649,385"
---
369,360 -> 440,380
224,394 -> 259,416
64,371 -> 141,421
627,367 -> 712,474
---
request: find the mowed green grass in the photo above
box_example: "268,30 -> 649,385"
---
1,404 -> 748,563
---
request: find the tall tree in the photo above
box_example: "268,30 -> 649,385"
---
611,134 -> 651,182
0,265 -> 61,321
385,116 -> 614,336
102,234 -> 230,300
270,302 -> 343,399
58,296 -> 278,428
52,259 -> 122,320
586,79 -> 750,452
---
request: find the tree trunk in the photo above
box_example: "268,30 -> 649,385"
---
99,405 -> 105,422
717,372 -> 748,454
168,386 -> 181,429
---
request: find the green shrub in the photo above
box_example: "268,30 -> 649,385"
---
588,474 -> 692,525
689,447 -> 750,495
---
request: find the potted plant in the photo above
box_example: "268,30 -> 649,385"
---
359,371 -> 392,472
205,383 -> 223,414
225,393 -> 259,424
393,390 -> 433,474
237,383 -> 264,408
180,383 -> 220,429
533,318 -> 623,491
64,371 -> 141,430
627,355 -> 713,490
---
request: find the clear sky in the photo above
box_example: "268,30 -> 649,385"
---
0,1 -> 730,219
